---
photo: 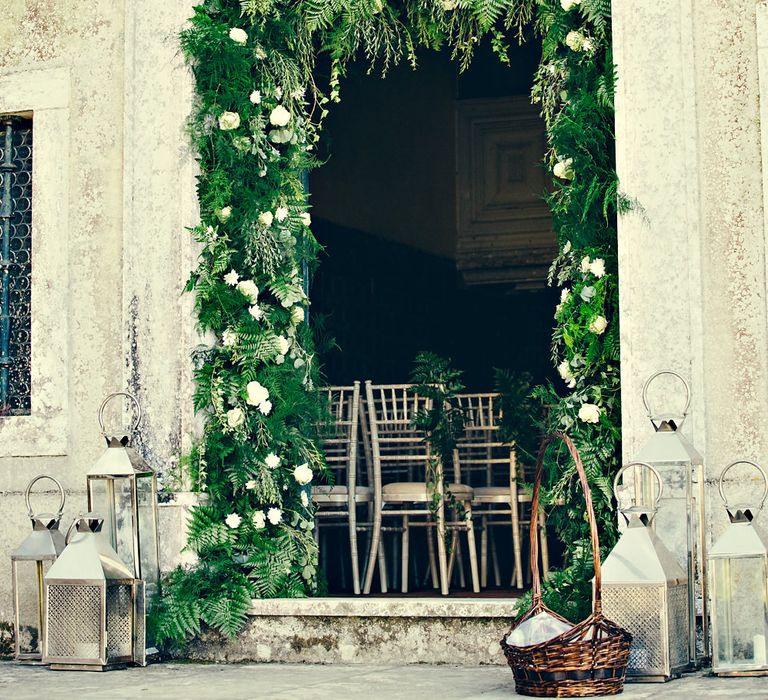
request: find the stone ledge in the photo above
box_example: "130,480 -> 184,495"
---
247,596 -> 521,619
176,597 -> 521,666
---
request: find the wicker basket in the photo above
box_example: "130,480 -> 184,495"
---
501,432 -> 632,697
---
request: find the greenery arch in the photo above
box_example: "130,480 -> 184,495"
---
154,0 -> 620,644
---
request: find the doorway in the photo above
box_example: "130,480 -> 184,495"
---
310,37 -> 558,595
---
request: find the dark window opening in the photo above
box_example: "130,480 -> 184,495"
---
0,116 -> 33,416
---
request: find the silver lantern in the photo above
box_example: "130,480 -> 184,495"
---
10,475 -> 66,663
86,392 -> 160,599
709,460 -> 768,676
43,513 -> 146,670
633,370 -> 707,664
601,463 -> 690,682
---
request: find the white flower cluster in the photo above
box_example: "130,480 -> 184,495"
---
553,157 -> 575,180
565,30 -> 593,53
580,256 -> 606,278
246,380 -> 272,415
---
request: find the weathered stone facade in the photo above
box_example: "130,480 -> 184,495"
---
1,0 -> 768,658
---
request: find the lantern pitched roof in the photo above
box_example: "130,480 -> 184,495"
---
634,428 -> 703,465
87,438 -> 154,477
45,528 -> 134,583
710,521 -> 768,558
11,527 -> 66,561
601,523 -> 687,585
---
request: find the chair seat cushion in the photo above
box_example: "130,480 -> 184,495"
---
472,486 -> 534,504
382,482 -> 474,502
313,485 -> 372,503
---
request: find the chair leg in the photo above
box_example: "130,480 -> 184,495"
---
378,534 -> 388,593
447,530 -> 459,585
539,510 -> 550,581
348,505 -> 361,596
490,525 -> 501,587
511,506 -> 524,590
480,515 -> 488,589
426,517 -> 439,589
401,514 -> 410,594
363,507 -> 382,595
436,499 -> 449,596
464,506 -> 480,594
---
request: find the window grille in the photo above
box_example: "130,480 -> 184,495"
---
0,116 -> 32,416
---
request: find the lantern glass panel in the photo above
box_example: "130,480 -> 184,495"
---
136,474 -> 159,594
13,559 -> 48,656
713,556 -> 768,669
89,476 -> 137,573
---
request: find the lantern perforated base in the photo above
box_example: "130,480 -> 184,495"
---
49,662 -> 130,672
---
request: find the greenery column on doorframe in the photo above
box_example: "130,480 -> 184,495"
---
153,0 -> 619,643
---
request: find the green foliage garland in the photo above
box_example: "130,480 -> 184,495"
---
155,0 -> 619,643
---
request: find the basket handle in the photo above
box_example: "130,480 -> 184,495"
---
531,432 -> 604,611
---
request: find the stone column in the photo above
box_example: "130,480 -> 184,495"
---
614,0 -> 768,538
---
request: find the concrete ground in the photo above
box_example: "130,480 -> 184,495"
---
1,662 -> 767,699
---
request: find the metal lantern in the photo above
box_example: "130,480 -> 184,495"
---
86,392 -> 160,598
42,513 -> 146,671
10,475 -> 66,663
709,460 -> 768,676
601,463 -> 690,682
633,370 -> 708,664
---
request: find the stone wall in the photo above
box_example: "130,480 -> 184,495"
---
0,0 -> 198,624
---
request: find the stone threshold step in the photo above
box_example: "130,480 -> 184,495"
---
176,597 -> 521,666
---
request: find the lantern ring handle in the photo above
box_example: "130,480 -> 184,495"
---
641,370 -> 691,420
98,392 -> 142,435
24,474 -> 65,518
718,460 -> 768,511
612,461 -> 664,508
64,517 -> 79,545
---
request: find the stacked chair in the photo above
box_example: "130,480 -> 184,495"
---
313,384 -> 550,595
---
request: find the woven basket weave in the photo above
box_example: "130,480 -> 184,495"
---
501,432 -> 632,697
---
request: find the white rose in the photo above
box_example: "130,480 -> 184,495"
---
275,206 -> 289,222
252,510 -> 266,529
269,105 -> 291,127
248,304 -> 263,321
237,279 -> 259,303
565,30 -> 586,51
589,315 -> 608,334
222,329 -> 237,347
246,381 -> 269,407
290,306 -> 305,324
258,211 -> 274,227
578,403 -> 601,424
563,240 -> 572,254
229,27 -> 248,44
299,212 -> 311,227
245,480 -> 257,490
265,452 -> 281,469
560,288 -> 570,304
258,400 -> 272,415
293,463 -> 313,485
254,46 -> 266,60
275,354 -> 285,365
589,258 -> 606,278
560,0 -> 580,10
217,206 -> 232,222
225,512 -> 242,529
218,111 -> 241,131
267,507 -> 282,525
582,38 -> 594,52
553,157 -> 575,180
300,491 -> 309,508
226,407 -> 245,429
249,90 -> 261,104
557,360 -> 576,389
580,256 -> 591,273
224,269 -> 239,286
276,335 -> 290,355
232,135 -> 251,152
